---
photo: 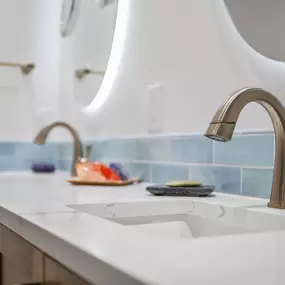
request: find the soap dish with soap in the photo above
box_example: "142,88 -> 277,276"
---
146,180 -> 215,197
67,148 -> 143,186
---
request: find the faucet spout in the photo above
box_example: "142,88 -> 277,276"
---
204,87 -> 285,209
34,121 -> 83,177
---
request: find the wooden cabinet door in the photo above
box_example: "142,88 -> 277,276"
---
0,225 -> 44,285
44,256 -> 91,285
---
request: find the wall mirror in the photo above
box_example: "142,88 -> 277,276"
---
71,0 -> 118,107
61,0 -> 80,37
224,0 -> 285,62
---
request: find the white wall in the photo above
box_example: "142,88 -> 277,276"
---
76,0 -> 285,137
0,0 -> 284,141
0,0 -> 61,140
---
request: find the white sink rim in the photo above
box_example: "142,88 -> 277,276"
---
68,199 -> 277,239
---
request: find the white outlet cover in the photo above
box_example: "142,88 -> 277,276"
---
147,84 -> 164,134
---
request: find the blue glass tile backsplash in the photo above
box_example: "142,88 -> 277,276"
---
189,165 -> 241,195
171,137 -> 213,163
0,142 -> 59,171
151,164 -> 189,183
213,134 -> 274,166
136,138 -> 170,161
0,130 -> 275,199
81,131 -> 274,199
242,168 -> 274,198
0,143 -> 16,156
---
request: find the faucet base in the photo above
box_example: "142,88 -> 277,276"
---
268,201 -> 285,209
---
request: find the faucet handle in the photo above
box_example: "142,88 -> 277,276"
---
85,145 -> 92,161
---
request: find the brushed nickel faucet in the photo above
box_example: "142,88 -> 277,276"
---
204,87 -> 285,209
33,121 -> 83,177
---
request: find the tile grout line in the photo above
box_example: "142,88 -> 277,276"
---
48,130 -> 274,144
212,140 -> 215,164
272,135 -> 275,166
240,167 -> 243,196
126,160 -> 274,170
188,167 -> 192,180
73,129 -> 274,141
167,139 -> 171,163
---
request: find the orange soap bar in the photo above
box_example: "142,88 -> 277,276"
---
76,162 -> 121,182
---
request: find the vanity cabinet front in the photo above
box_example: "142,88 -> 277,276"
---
0,225 -> 44,285
0,225 -> 92,285
44,256 -> 90,285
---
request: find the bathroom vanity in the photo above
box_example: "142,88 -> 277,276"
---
0,224 -> 90,285
0,172 -> 284,285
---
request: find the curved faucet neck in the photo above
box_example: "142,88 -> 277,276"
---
205,87 -> 285,209
210,87 -> 285,125
34,121 -> 83,177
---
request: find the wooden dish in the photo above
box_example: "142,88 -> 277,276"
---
67,177 -> 142,186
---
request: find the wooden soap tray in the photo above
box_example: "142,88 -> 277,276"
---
67,177 -> 142,186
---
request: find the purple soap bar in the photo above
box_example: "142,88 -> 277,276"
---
32,163 -> 56,173
109,163 -> 129,180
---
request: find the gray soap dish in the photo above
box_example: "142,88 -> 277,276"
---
146,185 -> 215,197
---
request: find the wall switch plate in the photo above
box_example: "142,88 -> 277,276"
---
147,84 -> 164,134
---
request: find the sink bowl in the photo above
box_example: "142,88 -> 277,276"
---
68,200 -> 267,240
107,213 -> 256,239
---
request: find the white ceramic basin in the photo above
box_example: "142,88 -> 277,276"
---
68,200 -> 267,240
107,213 -> 257,239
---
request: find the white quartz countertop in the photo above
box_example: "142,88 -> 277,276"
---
1,172 -> 285,285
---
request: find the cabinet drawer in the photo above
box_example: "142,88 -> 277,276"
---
45,256 -> 91,285
1,225 -> 44,279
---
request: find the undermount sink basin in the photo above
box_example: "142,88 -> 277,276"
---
68,199 -> 267,240
107,213 -> 256,239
